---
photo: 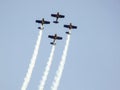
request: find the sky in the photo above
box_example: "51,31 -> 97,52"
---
0,0 -> 120,90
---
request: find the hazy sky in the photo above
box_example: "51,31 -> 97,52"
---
0,0 -> 120,90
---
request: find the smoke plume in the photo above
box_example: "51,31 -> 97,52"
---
39,45 -> 55,90
21,30 -> 43,90
51,33 -> 71,90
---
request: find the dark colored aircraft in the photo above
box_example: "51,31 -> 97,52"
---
36,18 -> 50,29
64,23 -> 77,34
48,34 -> 63,45
51,12 -> 65,23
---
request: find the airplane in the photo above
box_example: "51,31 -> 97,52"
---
48,34 -> 63,45
36,18 -> 50,29
51,12 -> 65,23
64,23 -> 77,34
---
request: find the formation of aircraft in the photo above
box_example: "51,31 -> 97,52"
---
48,34 -> 62,45
36,18 -> 50,29
35,12 -> 77,45
51,12 -> 65,23
64,23 -> 77,34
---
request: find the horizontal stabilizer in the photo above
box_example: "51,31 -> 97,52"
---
38,27 -> 44,30
38,27 -> 41,29
53,21 -> 59,24
66,32 -> 71,34
50,42 -> 56,45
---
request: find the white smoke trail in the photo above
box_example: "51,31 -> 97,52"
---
21,30 -> 43,90
51,33 -> 71,90
39,45 -> 55,90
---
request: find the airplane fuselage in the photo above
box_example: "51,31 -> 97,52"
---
56,12 -> 60,18
48,33 -> 62,45
41,18 -> 45,25
54,34 -> 57,40
69,23 -> 73,29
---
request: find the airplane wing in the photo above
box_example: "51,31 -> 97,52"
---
44,21 -> 50,24
36,20 -> 50,24
64,25 -> 77,29
64,25 -> 69,28
36,20 -> 42,23
72,25 -> 77,29
59,15 -> 65,18
51,14 -> 57,17
48,35 -> 54,39
56,36 -> 62,40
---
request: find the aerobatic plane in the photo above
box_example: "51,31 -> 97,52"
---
36,18 -> 50,29
64,23 -> 77,34
51,12 -> 65,23
48,34 -> 63,45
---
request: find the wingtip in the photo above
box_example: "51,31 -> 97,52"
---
35,20 -> 38,23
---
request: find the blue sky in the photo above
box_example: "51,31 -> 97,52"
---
0,0 -> 120,90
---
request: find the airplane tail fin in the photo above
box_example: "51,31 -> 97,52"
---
53,21 -> 59,24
